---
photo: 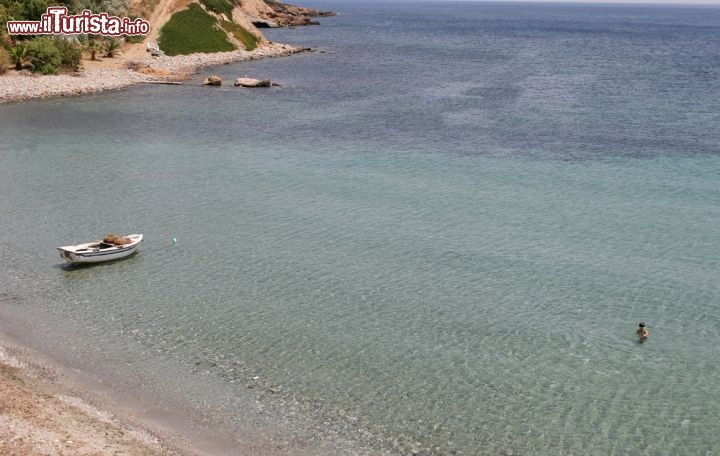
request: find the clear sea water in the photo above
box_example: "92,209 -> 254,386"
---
1,1 -> 720,454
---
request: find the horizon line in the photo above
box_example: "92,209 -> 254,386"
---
369,0 -> 720,5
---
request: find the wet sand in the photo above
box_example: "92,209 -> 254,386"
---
0,330 -> 199,456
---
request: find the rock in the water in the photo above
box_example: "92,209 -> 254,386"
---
202,76 -> 222,86
234,77 -> 272,87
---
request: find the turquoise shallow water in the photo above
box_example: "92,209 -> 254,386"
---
2,1 -> 720,454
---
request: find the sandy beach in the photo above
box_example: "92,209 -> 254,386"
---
0,42 -> 305,104
0,324 -> 307,456
0,322 -> 343,456
0,330 -> 201,456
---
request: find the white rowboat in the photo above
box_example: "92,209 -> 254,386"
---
58,234 -> 143,264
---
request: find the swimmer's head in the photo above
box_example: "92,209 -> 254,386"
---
638,322 -> 645,328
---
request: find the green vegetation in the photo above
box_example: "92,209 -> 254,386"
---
220,20 -> 258,51
84,37 -> 101,60
199,0 -> 233,18
0,47 -> 9,74
103,37 -> 120,57
159,3 -> 235,56
1,0 -> 129,35
1,0 -> 79,23
70,0 -> 130,16
55,38 -> 82,71
26,36 -> 60,74
0,0 -> 130,73
8,37 -> 83,74
0,0 -> 132,33
9,43 -> 27,70
11,0 -> 50,20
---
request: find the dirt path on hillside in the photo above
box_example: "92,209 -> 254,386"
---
122,0 -> 190,60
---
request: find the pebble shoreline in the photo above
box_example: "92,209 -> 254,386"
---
0,43 -> 303,104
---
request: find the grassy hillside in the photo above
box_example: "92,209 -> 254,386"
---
159,3 -> 235,56
159,2 -> 262,55
199,0 -> 234,18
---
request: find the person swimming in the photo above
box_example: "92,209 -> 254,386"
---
636,322 -> 649,340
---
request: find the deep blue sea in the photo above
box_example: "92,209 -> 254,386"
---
1,1 -> 720,454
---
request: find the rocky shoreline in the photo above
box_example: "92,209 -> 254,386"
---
252,2 -> 337,28
0,43 -> 306,104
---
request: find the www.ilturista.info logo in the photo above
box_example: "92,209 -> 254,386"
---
7,7 -> 150,36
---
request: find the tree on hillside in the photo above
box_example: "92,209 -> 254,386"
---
9,43 -> 27,70
86,36 -> 101,60
103,38 -> 120,57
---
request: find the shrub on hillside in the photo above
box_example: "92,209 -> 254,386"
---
1,0 -> 50,22
9,44 -> 28,70
159,3 -> 235,56
72,0 -> 130,17
0,47 -> 9,74
27,36 -> 61,74
55,37 -> 82,71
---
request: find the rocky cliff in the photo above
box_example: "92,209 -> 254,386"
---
239,0 -> 337,28
137,0 -> 335,55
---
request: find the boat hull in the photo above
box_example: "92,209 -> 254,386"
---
58,245 -> 140,264
58,234 -> 143,264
